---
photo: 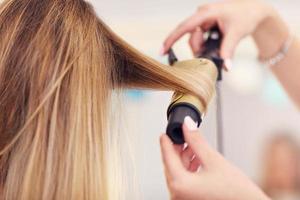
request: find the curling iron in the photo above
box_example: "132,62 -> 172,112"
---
166,26 -> 224,152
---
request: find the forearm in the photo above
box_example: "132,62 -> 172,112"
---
271,38 -> 300,107
253,10 -> 300,108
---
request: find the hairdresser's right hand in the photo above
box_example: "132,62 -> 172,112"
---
161,0 -> 279,68
160,116 -> 271,200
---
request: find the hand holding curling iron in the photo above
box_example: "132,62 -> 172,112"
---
160,116 -> 270,200
159,0 -> 296,199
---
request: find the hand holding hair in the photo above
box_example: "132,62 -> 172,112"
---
160,116 -> 271,200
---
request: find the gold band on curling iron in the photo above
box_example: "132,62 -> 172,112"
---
166,58 -> 218,144
167,58 -> 218,120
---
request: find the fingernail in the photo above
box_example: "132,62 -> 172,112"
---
224,59 -> 233,71
159,46 -> 165,56
184,116 -> 197,131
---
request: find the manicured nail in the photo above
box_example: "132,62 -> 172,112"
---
159,46 -> 165,56
224,59 -> 233,71
184,116 -> 197,131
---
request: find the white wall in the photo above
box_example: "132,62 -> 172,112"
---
89,1 -> 300,199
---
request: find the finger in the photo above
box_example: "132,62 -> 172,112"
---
174,144 -> 184,155
189,157 -> 201,172
160,134 -> 185,177
189,27 -> 204,56
162,10 -> 217,54
182,116 -> 220,168
181,146 -> 194,169
201,20 -> 217,32
220,30 -> 242,61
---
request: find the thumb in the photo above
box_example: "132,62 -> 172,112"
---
220,30 -> 241,60
182,116 -> 222,169
160,134 -> 185,178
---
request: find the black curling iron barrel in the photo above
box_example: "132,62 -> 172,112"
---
166,26 -> 223,144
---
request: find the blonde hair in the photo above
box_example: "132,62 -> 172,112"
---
0,0 -> 216,199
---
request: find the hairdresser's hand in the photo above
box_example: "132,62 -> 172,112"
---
161,0 -> 284,68
160,116 -> 271,200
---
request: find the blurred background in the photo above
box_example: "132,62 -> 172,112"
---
90,0 -> 300,199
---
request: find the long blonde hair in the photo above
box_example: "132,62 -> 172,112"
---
0,0 -> 216,199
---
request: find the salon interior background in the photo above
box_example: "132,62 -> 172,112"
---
90,0 -> 300,199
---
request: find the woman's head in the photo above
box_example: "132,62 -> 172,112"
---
261,133 -> 300,194
0,0 -> 217,199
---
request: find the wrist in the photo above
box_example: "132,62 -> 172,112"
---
252,7 -> 290,59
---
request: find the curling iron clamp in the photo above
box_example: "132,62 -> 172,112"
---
166,26 -> 224,153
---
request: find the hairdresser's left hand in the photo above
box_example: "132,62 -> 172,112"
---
160,116 -> 270,200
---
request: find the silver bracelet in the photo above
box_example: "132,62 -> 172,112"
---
259,36 -> 294,67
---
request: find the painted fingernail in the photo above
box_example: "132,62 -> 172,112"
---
224,59 -> 233,71
184,116 -> 197,131
159,46 -> 165,56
